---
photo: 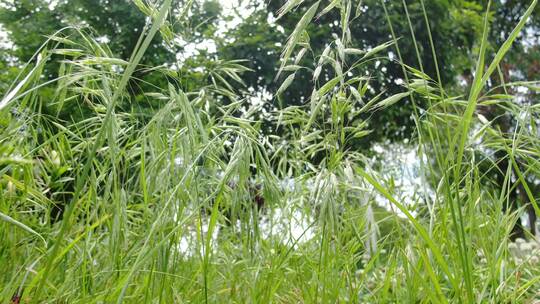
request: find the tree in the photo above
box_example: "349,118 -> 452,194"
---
0,0 -> 224,83
218,0 -> 485,145
0,0 -> 226,120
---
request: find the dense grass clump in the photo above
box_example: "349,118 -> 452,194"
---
2,0 -> 540,303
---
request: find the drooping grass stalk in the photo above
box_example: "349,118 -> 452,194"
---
33,0 -> 173,300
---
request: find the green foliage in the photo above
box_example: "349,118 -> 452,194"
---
2,0 -> 540,303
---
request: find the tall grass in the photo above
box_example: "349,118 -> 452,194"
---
2,0 -> 540,302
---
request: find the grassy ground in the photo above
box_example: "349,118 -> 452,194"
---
2,0 -> 540,303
